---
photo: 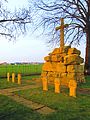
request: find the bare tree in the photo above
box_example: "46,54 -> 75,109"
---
32,0 -> 90,74
0,0 -> 31,40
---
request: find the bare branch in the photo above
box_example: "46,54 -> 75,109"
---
0,0 -> 31,40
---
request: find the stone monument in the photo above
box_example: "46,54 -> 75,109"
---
41,18 -> 85,96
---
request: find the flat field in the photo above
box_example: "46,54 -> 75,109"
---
0,64 -> 43,78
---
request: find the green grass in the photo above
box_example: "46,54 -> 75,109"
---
0,64 -> 43,78
78,76 -> 90,89
14,76 -> 90,120
0,76 -> 90,120
0,75 -> 40,89
0,95 -> 46,120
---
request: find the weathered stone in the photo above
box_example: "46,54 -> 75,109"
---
67,65 -> 84,73
67,73 -> 77,80
68,80 -> 77,97
41,72 -> 48,77
48,77 -> 55,84
7,72 -> 10,82
64,54 -> 84,65
18,74 -> 21,84
77,73 -> 85,83
42,46 -> 84,90
44,56 -> 51,62
42,62 -> 54,71
51,55 -> 58,62
68,48 -> 81,55
54,78 -> 61,93
60,77 -> 69,86
12,73 -> 15,83
47,72 -> 55,77
52,48 -> 60,55
63,46 -> 71,53
60,73 -> 67,78
42,77 -> 48,91
56,63 -> 67,72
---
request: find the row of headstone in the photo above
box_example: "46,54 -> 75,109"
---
42,77 -> 77,97
7,72 -> 21,84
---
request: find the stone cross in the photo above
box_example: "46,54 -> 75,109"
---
56,18 -> 69,51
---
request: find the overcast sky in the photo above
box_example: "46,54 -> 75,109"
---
0,0 -> 86,63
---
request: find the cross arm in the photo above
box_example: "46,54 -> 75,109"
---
55,26 -> 60,31
55,24 -> 69,31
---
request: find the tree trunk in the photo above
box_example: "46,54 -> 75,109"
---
85,21 -> 90,75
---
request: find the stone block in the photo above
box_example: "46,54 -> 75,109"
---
63,46 -> 71,53
68,80 -> 77,88
67,73 -> 77,80
52,48 -> 60,55
47,71 -> 55,77
64,54 -> 84,65
78,65 -> 84,72
68,48 -> 81,55
44,56 -> 51,62
42,62 -> 55,72
48,76 -> 55,84
60,73 -> 67,78
41,71 -> 48,77
51,55 -> 58,62
60,77 -> 69,87
56,63 -> 67,72
67,65 -> 84,73
54,78 -> 60,84
77,73 -> 85,83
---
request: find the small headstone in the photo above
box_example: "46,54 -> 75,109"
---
69,80 -> 77,97
54,77 -> 61,93
12,73 -> 15,83
18,74 -> 21,84
42,77 -> 48,91
7,72 -> 10,82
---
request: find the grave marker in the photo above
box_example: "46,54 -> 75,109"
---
54,77 -> 61,93
42,77 -> 48,91
7,72 -> 10,82
69,80 -> 77,97
18,74 -> 21,84
12,73 -> 15,83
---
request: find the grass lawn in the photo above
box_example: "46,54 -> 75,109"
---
0,75 -> 40,89
0,76 -> 90,120
0,95 -> 46,120
14,76 -> 90,120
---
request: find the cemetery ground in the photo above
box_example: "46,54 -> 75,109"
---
0,75 -> 90,120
